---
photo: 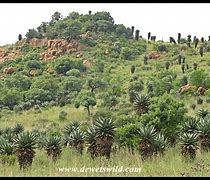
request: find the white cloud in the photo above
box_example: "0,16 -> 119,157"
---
0,3 -> 210,46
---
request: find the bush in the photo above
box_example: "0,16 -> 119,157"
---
26,60 -> 42,69
66,69 -> 80,77
197,98 -> 203,105
54,57 -> 86,74
157,45 -> 168,52
189,70 -> 210,88
92,110 -> 113,120
142,94 -> 187,139
59,111 -> 68,120
116,123 -> 139,151
190,104 -> 196,110
120,47 -> 137,60
206,98 -> 210,104
79,37 -> 97,47
25,89 -> 53,103
0,89 -> 22,110
25,28 -> 42,40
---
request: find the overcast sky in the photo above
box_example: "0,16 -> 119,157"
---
0,3 -> 210,46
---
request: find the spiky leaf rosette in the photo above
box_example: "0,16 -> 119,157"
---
137,125 -> 157,142
12,123 -> 24,135
85,126 -> 98,158
36,131 -> 47,149
133,94 -> 150,115
64,121 -> 80,135
44,135 -> 62,161
198,109 -> 209,119
182,118 -> 198,134
137,125 -> 157,160
0,131 -> 14,143
179,133 -> 198,160
197,117 -> 210,136
13,131 -> 37,170
197,117 -> 210,151
68,128 -> 85,154
0,138 -> 13,155
153,133 -> 168,155
85,125 -> 97,145
129,90 -> 138,103
93,117 -> 116,140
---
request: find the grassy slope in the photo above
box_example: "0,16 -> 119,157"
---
1,40 -> 210,176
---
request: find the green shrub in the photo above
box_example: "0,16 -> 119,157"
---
66,69 -> 80,77
142,94 -> 187,139
197,98 -> 203,105
59,111 -> 68,120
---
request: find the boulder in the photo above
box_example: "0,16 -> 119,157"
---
83,59 -> 91,68
179,84 -> 191,93
148,52 -> 161,59
40,39 -> 86,61
3,67 -> 16,74
0,49 -> 5,58
197,87 -> 206,95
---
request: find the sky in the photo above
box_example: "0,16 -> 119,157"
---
0,3 -> 210,46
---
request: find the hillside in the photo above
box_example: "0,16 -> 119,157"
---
1,11 -> 210,177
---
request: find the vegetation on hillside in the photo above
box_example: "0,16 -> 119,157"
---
0,10 -> 210,176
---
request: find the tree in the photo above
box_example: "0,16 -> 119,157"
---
179,133 -> 198,160
4,73 -> 31,91
178,55 -> 182,65
148,32 -> 151,40
137,125 -> 156,160
0,89 -> 22,110
199,46 -> 204,57
131,26 -> 134,35
133,94 -> 151,115
43,135 -> 62,161
87,77 -> 105,94
131,65 -> 135,74
93,117 -> 116,159
93,11 -> 114,24
18,34 -> 22,41
135,30 -> 139,40
165,62 -> 170,70
178,33 -> 181,44
181,64 -> 185,73
13,131 -> 37,170
169,37 -> 176,44
25,29 -> 42,40
187,35 -> 191,47
51,11 -> 62,24
144,55 -> 148,65
61,20 -> 82,41
75,90 -> 96,116
194,38 -> 199,48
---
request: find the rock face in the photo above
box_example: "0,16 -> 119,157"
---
197,86 -> 206,95
40,39 -> 86,61
0,48 -> 20,63
29,38 -> 48,47
3,67 -> 16,74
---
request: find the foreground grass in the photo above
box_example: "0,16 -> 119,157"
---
1,147 -> 210,177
